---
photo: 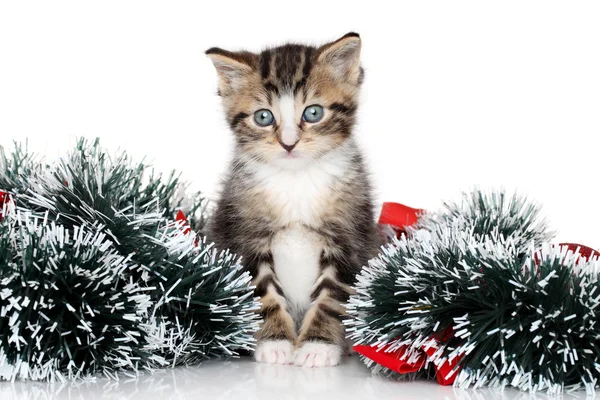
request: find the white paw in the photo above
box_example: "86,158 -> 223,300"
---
255,340 -> 294,365
294,342 -> 342,368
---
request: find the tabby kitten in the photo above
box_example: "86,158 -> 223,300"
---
206,33 -> 379,367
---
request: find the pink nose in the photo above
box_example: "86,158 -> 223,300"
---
278,138 -> 298,153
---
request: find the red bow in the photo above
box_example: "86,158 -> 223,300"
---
176,209 -> 192,235
378,202 -> 424,238
175,209 -> 200,247
546,243 -> 598,263
355,202 -> 461,385
354,333 -> 464,385
0,190 -> 10,222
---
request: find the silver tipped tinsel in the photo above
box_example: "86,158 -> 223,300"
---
0,139 -> 260,382
346,190 -> 600,395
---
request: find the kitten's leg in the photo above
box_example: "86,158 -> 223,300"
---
252,253 -> 297,365
294,263 -> 352,368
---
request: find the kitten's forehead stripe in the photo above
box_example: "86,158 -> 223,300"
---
275,45 -> 302,88
303,47 -> 315,76
293,46 -> 315,97
261,50 -> 271,79
264,82 -> 279,97
259,44 -> 317,96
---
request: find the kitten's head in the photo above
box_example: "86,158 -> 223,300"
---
206,33 -> 363,169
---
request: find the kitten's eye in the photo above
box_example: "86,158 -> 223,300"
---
302,105 -> 324,123
253,109 -> 275,127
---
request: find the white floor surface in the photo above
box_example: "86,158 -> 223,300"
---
0,356 -> 594,400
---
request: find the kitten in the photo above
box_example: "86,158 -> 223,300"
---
206,33 -> 379,367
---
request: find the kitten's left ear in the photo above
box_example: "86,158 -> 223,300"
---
205,47 -> 256,94
317,32 -> 362,85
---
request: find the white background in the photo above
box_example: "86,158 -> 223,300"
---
1,1 -> 599,245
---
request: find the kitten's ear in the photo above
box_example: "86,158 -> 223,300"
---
205,48 -> 255,94
317,32 -> 362,85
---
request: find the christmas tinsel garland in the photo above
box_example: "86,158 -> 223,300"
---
347,191 -> 600,395
2,139 -> 599,395
0,139 -> 260,382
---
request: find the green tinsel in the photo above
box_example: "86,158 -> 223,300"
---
347,191 -> 600,395
0,139 -> 260,382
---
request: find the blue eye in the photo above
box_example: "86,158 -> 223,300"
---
253,109 -> 275,126
302,105 -> 324,123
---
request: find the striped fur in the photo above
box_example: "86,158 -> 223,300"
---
206,33 -> 379,367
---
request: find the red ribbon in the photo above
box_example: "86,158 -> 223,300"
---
0,191 -> 10,223
532,243 -> 599,268
379,202 -> 424,236
176,209 -> 192,235
175,209 -> 200,247
355,202 -> 459,384
354,331 -> 464,385
555,243 -> 599,261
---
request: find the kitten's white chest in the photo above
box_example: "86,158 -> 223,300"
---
259,165 -> 338,315
250,147 -> 351,315
261,166 -> 332,225
271,226 -> 321,314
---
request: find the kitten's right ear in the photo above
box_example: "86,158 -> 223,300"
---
317,32 -> 362,85
205,48 -> 254,94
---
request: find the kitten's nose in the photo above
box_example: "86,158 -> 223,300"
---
278,137 -> 298,153
280,120 -> 299,152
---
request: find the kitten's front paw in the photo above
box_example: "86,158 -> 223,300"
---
255,340 -> 294,365
294,342 -> 342,368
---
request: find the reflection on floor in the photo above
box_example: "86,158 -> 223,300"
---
0,356 -> 593,400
